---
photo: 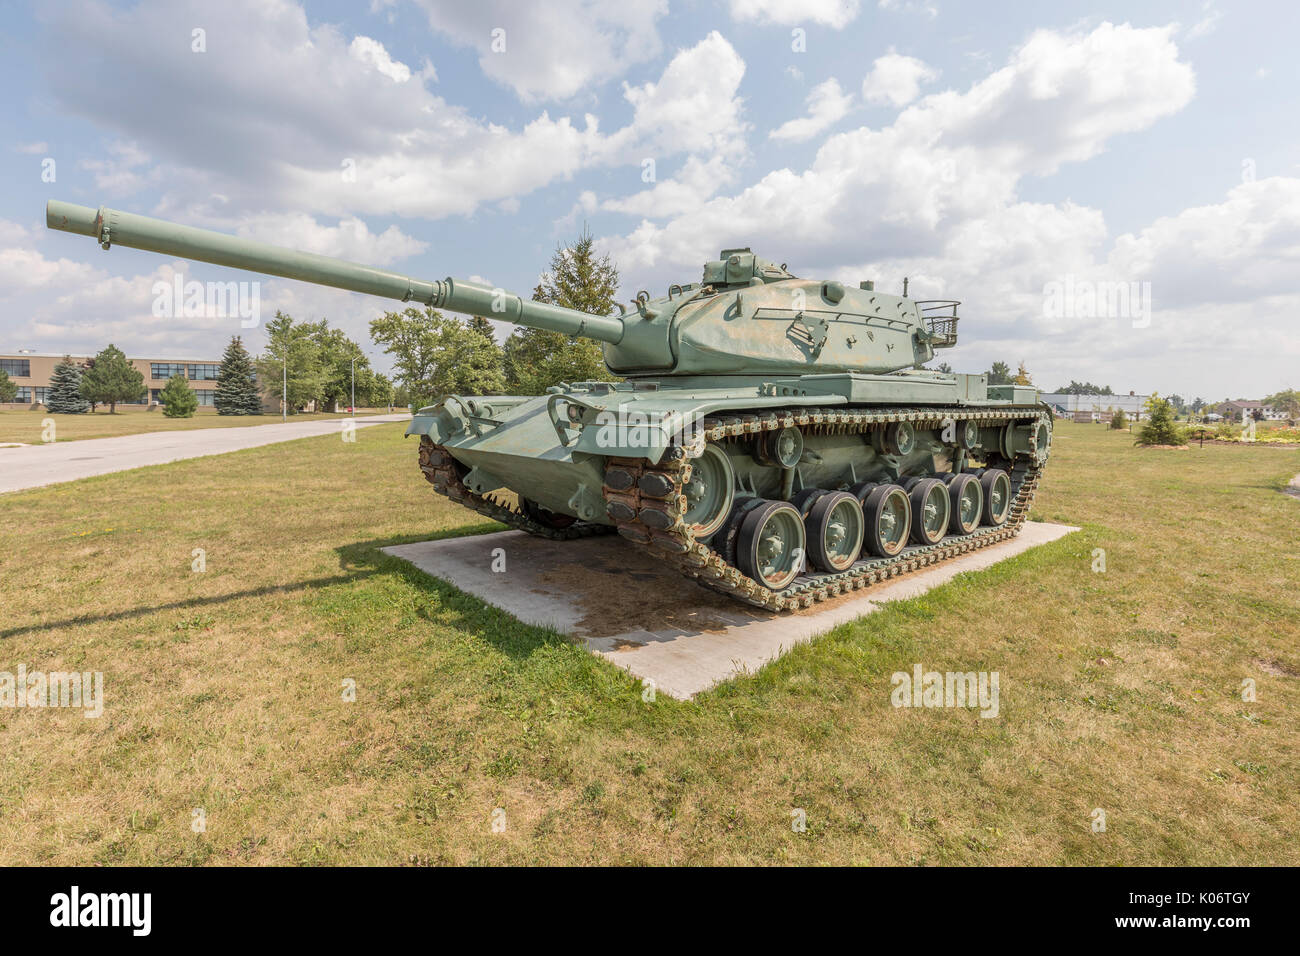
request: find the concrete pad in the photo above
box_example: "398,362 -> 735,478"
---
384,520 -> 1080,700
0,414 -> 410,494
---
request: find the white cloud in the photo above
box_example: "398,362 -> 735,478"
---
1185,3 -> 1222,39
877,0 -> 938,19
605,31 -> 748,162
606,23 -> 1194,275
78,139 -> 153,195
349,36 -> 412,83
729,0 -> 861,28
14,141 -> 49,155
601,155 -> 736,218
42,3 -> 746,224
407,0 -> 668,102
862,52 -> 938,107
769,78 -> 853,142
599,22 -> 1289,395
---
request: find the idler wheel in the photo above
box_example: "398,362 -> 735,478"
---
806,491 -> 865,572
943,472 -> 984,535
861,483 -> 911,558
906,477 -> 950,545
681,442 -> 735,537
980,468 -> 1012,526
736,500 -> 807,592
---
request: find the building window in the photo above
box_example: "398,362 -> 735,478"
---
195,389 -> 215,406
1,359 -> 31,377
12,387 -> 31,403
189,363 -> 219,381
33,387 -> 50,404
151,362 -> 186,380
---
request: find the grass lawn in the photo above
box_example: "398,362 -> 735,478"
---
0,406 -> 396,445
0,420 -> 1296,865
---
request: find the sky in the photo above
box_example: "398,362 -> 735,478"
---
1,0 -> 1297,401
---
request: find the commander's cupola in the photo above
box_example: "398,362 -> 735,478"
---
702,248 -> 797,288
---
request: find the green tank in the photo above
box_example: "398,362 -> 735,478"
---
47,200 -> 1052,610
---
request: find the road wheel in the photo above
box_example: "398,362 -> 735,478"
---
908,477 -> 950,545
861,483 -> 911,557
736,500 -> 806,591
980,468 -> 1012,526
806,491 -> 865,572
945,472 -> 984,535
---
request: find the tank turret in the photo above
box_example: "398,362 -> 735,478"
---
46,201 -> 957,377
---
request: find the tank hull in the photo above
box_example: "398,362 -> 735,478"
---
408,373 -> 1052,610
406,372 -> 1041,518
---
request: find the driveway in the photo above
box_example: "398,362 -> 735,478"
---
0,414 -> 411,494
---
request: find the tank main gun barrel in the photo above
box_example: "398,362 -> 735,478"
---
45,200 -> 625,344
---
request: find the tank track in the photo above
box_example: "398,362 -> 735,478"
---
602,404 -> 1049,611
417,439 -> 614,541
420,404 -> 1048,610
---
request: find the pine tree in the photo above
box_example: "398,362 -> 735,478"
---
1110,409 -> 1127,430
160,374 -> 199,418
467,315 -> 496,340
47,357 -> 89,414
215,335 -> 263,415
504,229 -> 621,394
1137,393 -> 1184,445
0,369 -> 16,404
79,344 -> 145,413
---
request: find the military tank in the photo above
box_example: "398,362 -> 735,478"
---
47,199 -> 1051,611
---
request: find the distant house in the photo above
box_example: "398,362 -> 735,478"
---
1221,399 -> 1285,421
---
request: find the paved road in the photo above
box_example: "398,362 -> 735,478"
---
0,414 -> 411,494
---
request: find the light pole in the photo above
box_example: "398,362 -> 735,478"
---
350,355 -> 355,415
281,346 -> 287,424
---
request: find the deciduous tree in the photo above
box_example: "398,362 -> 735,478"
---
255,311 -> 326,414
